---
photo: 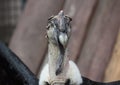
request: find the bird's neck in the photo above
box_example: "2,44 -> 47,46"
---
48,42 -> 69,81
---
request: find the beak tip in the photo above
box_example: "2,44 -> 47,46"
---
59,34 -> 68,48
55,69 -> 61,75
55,65 -> 62,75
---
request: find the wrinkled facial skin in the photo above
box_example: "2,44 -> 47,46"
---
46,12 -> 72,47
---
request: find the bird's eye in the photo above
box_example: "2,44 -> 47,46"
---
65,16 -> 72,23
50,22 -> 54,27
68,17 -> 72,22
46,22 -> 55,30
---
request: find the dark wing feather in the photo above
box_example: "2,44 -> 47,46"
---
0,41 -> 39,85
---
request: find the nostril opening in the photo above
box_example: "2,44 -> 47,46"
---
60,29 -> 66,33
62,30 -> 66,33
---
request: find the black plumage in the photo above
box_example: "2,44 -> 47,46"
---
0,41 -> 120,85
0,41 -> 38,85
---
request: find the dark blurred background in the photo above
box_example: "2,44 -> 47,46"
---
0,0 -> 120,82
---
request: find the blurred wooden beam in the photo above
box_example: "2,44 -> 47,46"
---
9,0 -> 65,74
77,0 -> 120,81
64,0 -> 98,61
104,28 -> 120,82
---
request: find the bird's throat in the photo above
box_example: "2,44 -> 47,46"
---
55,38 -> 65,75
48,42 -> 67,80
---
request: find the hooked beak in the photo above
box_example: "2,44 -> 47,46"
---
58,33 -> 68,49
55,33 -> 68,75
